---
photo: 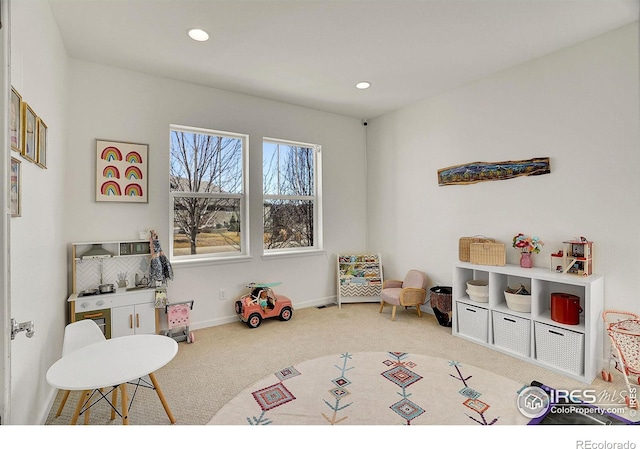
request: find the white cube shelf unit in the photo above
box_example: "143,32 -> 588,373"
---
453,262 -> 604,383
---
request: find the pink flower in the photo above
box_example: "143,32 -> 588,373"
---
512,233 -> 544,254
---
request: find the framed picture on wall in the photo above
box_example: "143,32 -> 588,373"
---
10,157 -> 21,217
95,139 -> 148,203
22,103 -> 37,163
36,118 -> 47,168
10,87 -> 22,152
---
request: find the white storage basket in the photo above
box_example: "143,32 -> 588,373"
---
492,311 -> 531,357
534,322 -> 585,375
456,303 -> 489,343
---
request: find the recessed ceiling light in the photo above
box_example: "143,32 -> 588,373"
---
188,28 -> 209,42
355,81 -> 371,90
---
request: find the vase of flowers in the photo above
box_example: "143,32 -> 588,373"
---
512,233 -> 543,268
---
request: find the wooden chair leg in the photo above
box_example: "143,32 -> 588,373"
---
416,306 -> 422,317
55,390 -> 70,417
84,396 -> 92,425
119,384 -> 129,425
110,387 -> 118,420
149,372 -> 176,424
391,305 -> 397,321
71,390 -> 91,425
84,388 -> 105,424
379,301 -> 385,313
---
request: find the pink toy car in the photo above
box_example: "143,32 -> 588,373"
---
234,282 -> 293,328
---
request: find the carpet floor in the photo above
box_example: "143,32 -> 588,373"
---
44,302 -> 638,427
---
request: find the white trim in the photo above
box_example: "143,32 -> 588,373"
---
261,249 -> 326,260
263,136 -> 318,149
172,124 -> 248,141
171,254 -> 253,268
1,0 -> 10,423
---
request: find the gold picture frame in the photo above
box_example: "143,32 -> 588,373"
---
10,157 -> 21,217
36,117 -> 47,168
22,103 -> 37,163
10,87 -> 22,152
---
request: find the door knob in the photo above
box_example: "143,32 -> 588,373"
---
11,318 -> 34,340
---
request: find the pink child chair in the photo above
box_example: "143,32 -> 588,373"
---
379,270 -> 428,321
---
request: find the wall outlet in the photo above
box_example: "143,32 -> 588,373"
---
219,288 -> 226,301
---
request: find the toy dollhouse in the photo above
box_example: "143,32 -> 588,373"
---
550,240 -> 593,276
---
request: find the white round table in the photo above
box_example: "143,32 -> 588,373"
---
47,334 -> 178,424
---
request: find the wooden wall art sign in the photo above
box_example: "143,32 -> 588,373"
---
437,157 -> 550,186
96,139 -> 148,203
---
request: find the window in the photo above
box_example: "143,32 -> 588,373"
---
170,125 -> 248,261
263,138 -> 322,253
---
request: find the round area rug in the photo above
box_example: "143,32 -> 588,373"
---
208,351 -> 530,425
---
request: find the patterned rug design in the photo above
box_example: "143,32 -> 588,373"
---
449,360 -> 498,425
321,352 -> 354,424
382,352 -> 424,424
208,351 -> 530,425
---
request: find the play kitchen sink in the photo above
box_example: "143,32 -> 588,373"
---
69,238 -> 156,338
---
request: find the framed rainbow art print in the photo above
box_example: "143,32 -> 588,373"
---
96,139 -> 148,203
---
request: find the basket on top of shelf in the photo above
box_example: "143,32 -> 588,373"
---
458,236 -> 495,262
470,242 -> 506,266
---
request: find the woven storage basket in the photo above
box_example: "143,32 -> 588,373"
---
459,236 -> 494,262
534,322 -> 584,375
456,302 -> 489,343
492,310 -> 531,357
469,242 -> 506,266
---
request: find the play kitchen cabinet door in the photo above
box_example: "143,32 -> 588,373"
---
111,302 -> 156,338
452,262 -> 603,383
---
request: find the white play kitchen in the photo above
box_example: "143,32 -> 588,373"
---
67,239 -> 158,339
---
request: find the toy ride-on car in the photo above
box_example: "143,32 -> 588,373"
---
234,282 -> 293,328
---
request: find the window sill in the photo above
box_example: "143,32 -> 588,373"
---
169,249 -> 326,267
170,254 -> 253,268
261,249 -> 326,261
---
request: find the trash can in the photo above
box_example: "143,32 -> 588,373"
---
430,286 -> 452,327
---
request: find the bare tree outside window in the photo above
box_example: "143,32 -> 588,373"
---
170,126 -> 246,258
263,140 -> 320,251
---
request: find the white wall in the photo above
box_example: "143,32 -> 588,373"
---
366,23 -> 640,313
63,62 -> 368,327
9,0 -> 69,424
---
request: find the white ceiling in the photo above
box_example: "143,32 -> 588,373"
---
47,0 -> 639,119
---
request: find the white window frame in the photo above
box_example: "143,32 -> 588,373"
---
262,137 -> 323,256
169,125 -> 250,264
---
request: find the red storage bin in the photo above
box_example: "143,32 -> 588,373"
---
551,293 -> 582,325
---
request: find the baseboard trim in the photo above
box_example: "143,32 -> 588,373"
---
177,295 -> 338,331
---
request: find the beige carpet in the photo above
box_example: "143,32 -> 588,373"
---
44,302 -> 636,426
